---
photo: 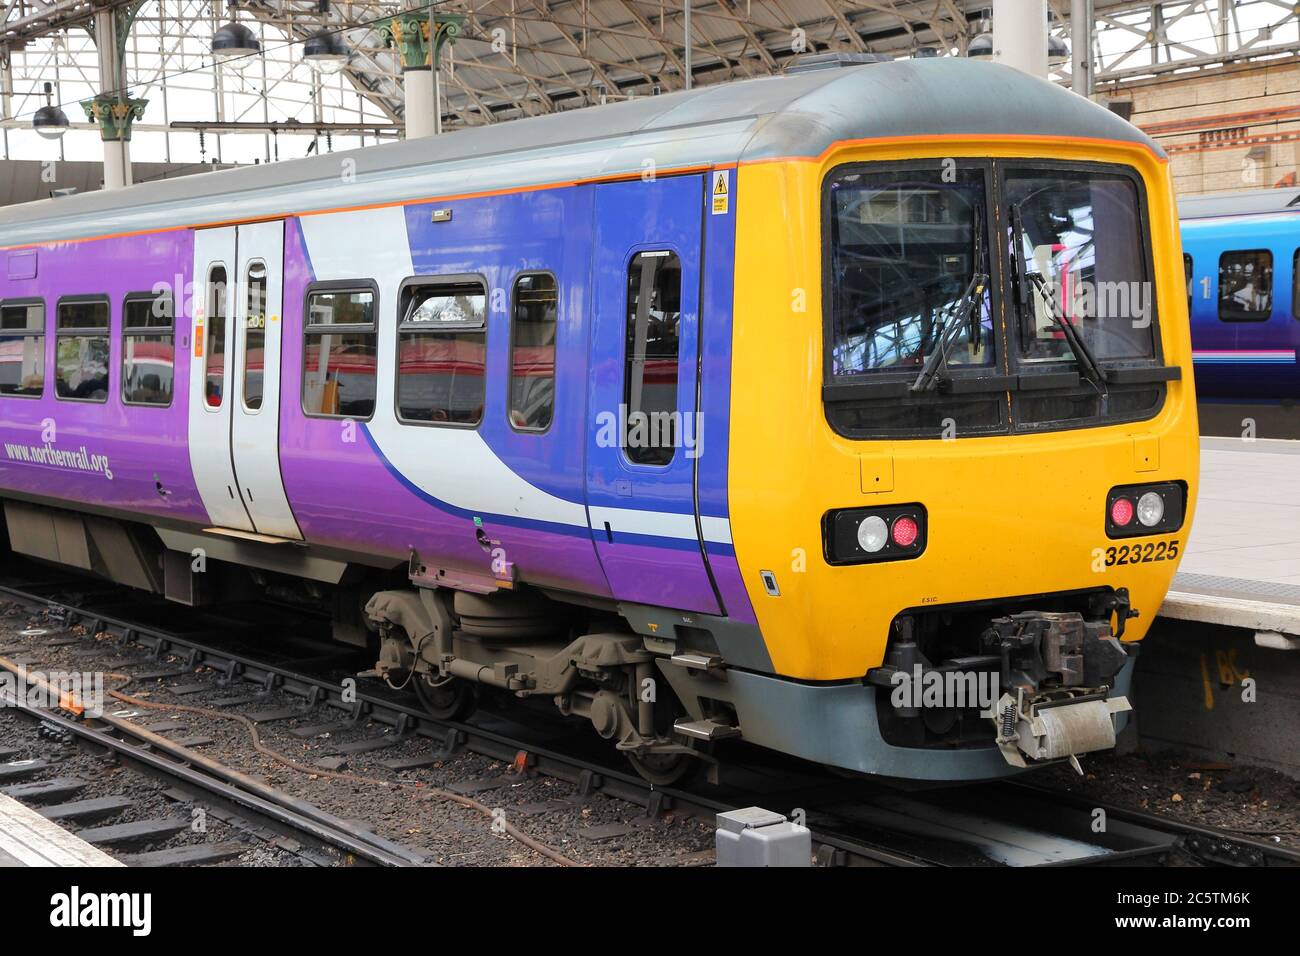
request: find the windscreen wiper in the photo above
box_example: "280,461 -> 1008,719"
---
910,271 -> 988,394
1026,272 -> 1108,394
969,202 -> 986,353
1009,203 -> 1033,338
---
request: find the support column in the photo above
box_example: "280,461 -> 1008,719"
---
992,0 -> 1049,78
377,10 -> 463,139
83,5 -> 146,189
1071,0 -> 1093,98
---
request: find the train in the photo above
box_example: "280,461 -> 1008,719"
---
1181,188 -> 1300,400
0,55 -> 1199,784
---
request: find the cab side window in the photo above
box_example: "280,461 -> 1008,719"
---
622,251 -> 681,465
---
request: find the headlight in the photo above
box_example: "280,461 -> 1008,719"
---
824,504 -> 927,565
857,515 -> 888,553
1136,491 -> 1165,527
1105,482 -> 1185,538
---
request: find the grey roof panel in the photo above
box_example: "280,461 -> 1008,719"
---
742,58 -> 1162,161
1178,187 -> 1300,221
0,59 -> 1162,248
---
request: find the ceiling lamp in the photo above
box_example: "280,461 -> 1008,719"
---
1048,34 -> 1071,65
32,82 -> 69,140
968,32 -> 993,57
213,21 -> 261,71
304,30 -> 348,74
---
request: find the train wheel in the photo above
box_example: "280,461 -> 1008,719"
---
626,748 -> 697,787
413,673 -> 477,722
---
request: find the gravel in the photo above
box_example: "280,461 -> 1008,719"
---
1039,750 -> 1300,850
0,601 -> 717,866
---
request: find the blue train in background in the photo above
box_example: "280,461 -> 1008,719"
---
1182,189 -> 1300,401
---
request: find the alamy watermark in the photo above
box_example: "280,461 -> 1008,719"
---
1042,274 -> 1154,329
889,665 -> 999,711
594,404 -> 703,459
0,669 -> 105,717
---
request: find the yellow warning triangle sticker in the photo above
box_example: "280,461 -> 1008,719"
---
711,170 -> 730,215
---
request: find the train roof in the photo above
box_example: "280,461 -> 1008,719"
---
0,57 -> 1161,248
1178,187 -> 1300,221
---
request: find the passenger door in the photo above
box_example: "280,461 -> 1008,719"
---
585,176 -> 721,614
189,222 -> 302,539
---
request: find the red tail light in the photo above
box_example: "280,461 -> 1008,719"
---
891,516 -> 919,547
1110,497 -> 1134,527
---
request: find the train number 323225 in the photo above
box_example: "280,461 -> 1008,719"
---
1105,540 -> 1181,566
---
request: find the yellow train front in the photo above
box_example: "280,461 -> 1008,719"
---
659,58 -> 1199,780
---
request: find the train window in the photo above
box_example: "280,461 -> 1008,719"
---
1293,250 -> 1300,319
827,166 -> 994,377
1005,168 -> 1155,361
55,299 -> 109,402
205,265 -> 228,407
243,261 -> 267,410
397,278 -> 487,426
122,293 -> 174,406
1184,254 -> 1193,315
303,285 -> 378,419
623,251 -> 681,466
1218,250 -> 1272,322
509,273 -> 557,431
0,301 -> 45,398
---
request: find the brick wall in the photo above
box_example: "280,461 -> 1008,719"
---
1101,58 -> 1300,196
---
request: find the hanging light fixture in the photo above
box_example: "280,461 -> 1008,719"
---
304,30 -> 347,73
304,1 -> 347,73
32,81 -> 69,140
212,3 -> 261,72
1048,34 -> 1071,65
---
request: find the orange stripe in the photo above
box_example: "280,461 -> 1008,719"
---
746,132 -> 1169,166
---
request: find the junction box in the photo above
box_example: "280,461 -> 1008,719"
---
715,807 -> 811,867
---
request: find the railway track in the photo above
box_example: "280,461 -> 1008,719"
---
1,571 -> 1297,869
0,653 -> 430,867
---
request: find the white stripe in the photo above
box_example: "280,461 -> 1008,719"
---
590,507 -> 734,545
700,515 -> 734,544
300,208 -> 588,529
300,209 -> 734,545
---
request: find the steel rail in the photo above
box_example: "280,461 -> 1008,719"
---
0,657 -> 428,867
1004,780 -> 1300,868
11,576 -> 1287,868
0,578 -> 929,867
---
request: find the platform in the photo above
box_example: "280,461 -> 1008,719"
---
0,791 -> 122,867
1159,437 -> 1300,641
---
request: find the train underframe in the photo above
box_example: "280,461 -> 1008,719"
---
2,500 -> 1143,784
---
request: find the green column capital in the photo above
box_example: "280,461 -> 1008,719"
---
377,10 -> 464,70
81,95 -> 147,142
